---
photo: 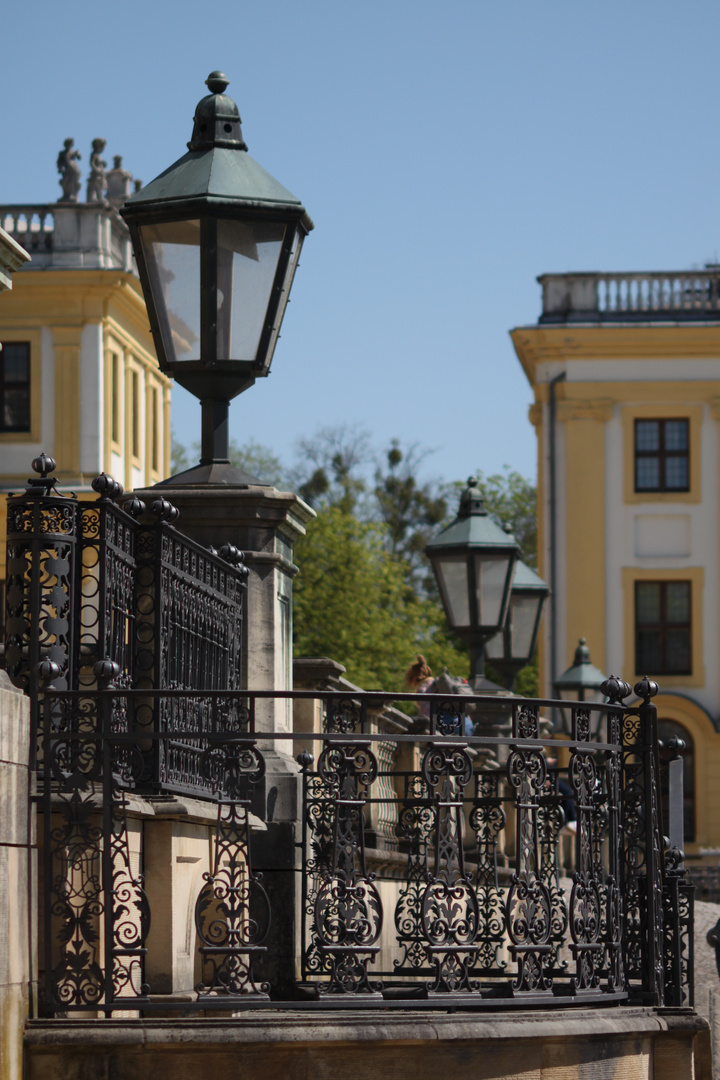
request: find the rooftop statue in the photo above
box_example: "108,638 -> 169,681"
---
106,155 -> 133,210
86,138 -> 107,203
56,138 -> 82,202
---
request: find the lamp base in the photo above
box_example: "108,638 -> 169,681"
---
156,462 -> 267,487
469,673 -> 509,694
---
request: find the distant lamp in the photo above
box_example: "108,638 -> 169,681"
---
425,477 -> 519,690
554,637 -> 607,703
121,71 -> 313,472
485,559 -> 549,690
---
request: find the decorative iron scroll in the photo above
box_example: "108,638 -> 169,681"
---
662,847 -> 694,1007
77,476 -> 139,691
42,667 -> 149,1014
394,772 -> 433,974
620,677 -> 665,1004
506,705 -> 553,994
314,742 -> 382,995
468,771 -> 507,977
301,758 -> 336,979
34,681 -> 679,1011
421,742 -> 478,994
5,455 -> 78,693
600,702 -> 624,993
568,735 -> 602,992
195,738 -> 270,999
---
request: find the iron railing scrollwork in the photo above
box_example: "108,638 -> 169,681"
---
5,457 -> 247,797
313,741 -> 383,996
195,722 -> 271,999
31,684 -> 692,1013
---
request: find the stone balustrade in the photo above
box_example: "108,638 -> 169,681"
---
0,203 -> 133,271
539,268 -> 720,322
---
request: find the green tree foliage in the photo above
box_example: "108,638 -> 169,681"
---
293,506 -> 467,692
172,426 -> 538,693
374,440 -> 448,591
290,424 -> 371,515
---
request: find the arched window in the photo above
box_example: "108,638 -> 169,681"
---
658,719 -> 695,843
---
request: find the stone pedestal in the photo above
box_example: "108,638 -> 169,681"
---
131,474 -> 314,733
130,474 -> 316,995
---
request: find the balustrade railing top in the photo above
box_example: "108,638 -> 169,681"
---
538,269 -> 720,323
36,679 -> 693,1015
0,202 -> 132,269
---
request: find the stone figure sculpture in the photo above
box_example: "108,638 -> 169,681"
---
105,155 -> 133,209
56,139 -> 82,202
86,138 -> 107,203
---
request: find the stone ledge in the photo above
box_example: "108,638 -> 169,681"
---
25,1006 -> 708,1047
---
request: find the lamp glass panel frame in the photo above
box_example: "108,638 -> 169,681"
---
139,219 -> 201,365
434,555 -> 470,628
136,212 -> 301,377
432,549 -> 516,634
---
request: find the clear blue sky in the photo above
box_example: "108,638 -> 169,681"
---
2,0 -> 719,487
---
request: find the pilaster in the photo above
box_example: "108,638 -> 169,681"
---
51,325 -> 83,479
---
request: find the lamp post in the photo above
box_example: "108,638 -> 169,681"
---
484,559 -> 549,691
120,71 -> 313,476
554,637 -> 607,738
425,477 -> 519,691
554,637 -> 606,703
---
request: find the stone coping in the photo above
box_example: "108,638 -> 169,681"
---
25,1006 -> 707,1047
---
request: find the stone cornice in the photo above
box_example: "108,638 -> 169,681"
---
510,324 -> 720,385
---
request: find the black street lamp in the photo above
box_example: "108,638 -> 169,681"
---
121,71 -> 313,475
425,477 -> 519,691
485,558 -> 549,691
554,637 -> 607,704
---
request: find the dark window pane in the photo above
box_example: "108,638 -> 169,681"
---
636,458 -> 660,490
665,420 -> 688,451
3,389 -> 29,429
0,341 -> 31,432
637,629 -> 662,672
666,582 -> 690,623
665,629 -> 691,673
636,420 -> 659,451
2,343 -> 29,382
636,582 -> 661,623
665,457 -> 688,489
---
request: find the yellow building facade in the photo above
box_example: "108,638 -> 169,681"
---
511,269 -> 720,858
0,202 -> 171,613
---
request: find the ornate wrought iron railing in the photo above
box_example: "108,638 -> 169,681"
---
5,456 -> 247,792
36,676 -> 693,1015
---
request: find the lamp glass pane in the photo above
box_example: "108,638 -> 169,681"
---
475,554 -> 511,628
510,594 -> 540,661
484,631 -> 504,661
436,557 -> 470,627
140,220 -> 201,363
217,219 -> 285,362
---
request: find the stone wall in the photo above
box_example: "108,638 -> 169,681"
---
0,676 -> 33,1080
24,1007 -> 711,1080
